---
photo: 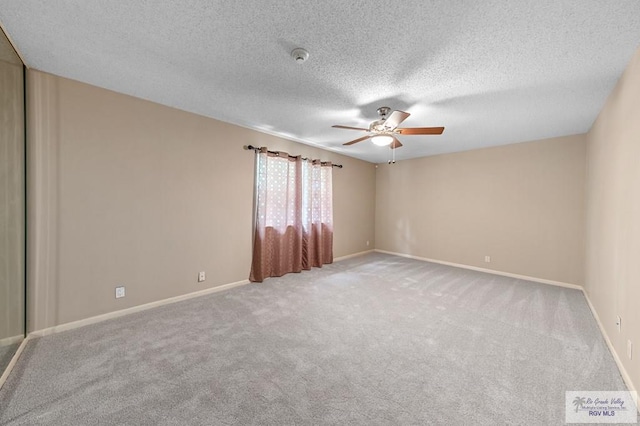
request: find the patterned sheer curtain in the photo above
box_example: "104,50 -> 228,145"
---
250,148 -> 333,282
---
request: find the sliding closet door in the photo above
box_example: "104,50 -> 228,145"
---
0,26 -> 25,376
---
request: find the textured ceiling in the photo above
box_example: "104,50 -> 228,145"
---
1,1 -> 639,163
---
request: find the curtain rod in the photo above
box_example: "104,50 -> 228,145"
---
244,145 -> 343,168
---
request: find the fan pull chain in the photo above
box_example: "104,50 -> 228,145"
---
388,145 -> 396,164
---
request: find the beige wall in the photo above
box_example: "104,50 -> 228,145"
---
27,70 -> 375,331
375,135 -> 586,285
585,46 -> 640,391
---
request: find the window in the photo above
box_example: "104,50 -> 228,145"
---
250,149 -> 333,282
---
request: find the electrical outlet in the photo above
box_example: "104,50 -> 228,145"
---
366,240 -> 370,246
628,340 -> 633,360
115,286 -> 125,299
616,316 -> 622,332
198,271 -> 206,282
484,255 -> 491,263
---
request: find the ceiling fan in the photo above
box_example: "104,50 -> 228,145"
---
332,106 -> 444,149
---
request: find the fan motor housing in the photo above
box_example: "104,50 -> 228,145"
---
370,120 -> 388,132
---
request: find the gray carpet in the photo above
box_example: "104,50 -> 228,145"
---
0,253 -> 631,425
0,344 -> 20,377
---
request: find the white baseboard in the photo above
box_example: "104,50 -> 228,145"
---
27,252 -> 377,339
0,334 -> 24,347
582,289 -> 637,396
0,335 -> 31,391
30,279 -> 251,338
334,249 -> 374,262
26,250 -> 371,338
374,249 -> 581,290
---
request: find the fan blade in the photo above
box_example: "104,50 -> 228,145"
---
390,137 -> 403,149
343,135 -> 372,146
383,110 -> 410,130
332,125 -> 368,131
397,127 -> 445,135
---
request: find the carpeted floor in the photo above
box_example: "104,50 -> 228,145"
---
0,344 -> 20,377
0,253 -> 631,425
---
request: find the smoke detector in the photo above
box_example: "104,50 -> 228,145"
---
291,48 -> 309,63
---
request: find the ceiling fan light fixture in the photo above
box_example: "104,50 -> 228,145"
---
372,134 -> 394,146
335,107 -> 444,149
